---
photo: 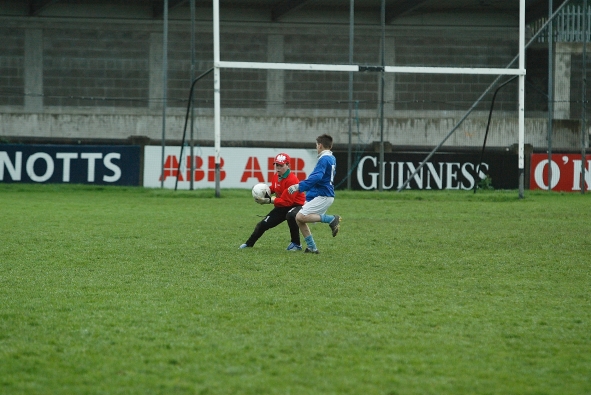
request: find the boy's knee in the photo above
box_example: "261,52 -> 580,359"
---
295,212 -> 305,223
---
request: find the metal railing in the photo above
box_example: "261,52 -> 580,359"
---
531,4 -> 591,42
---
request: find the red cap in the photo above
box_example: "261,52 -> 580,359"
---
274,153 -> 290,165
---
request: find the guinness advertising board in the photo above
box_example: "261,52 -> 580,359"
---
334,151 -> 518,191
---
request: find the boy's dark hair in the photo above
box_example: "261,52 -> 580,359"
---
316,134 -> 333,149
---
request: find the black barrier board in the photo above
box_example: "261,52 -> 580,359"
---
334,151 -> 518,190
0,145 -> 140,186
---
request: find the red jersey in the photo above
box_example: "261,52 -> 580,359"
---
270,169 -> 306,208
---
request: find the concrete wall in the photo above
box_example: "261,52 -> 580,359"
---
0,7 -> 584,151
0,111 -> 582,151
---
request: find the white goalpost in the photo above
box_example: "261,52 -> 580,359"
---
211,0 -> 527,197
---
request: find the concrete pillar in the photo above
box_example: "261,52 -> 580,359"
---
267,34 -> 284,114
384,36 -> 395,117
24,29 -> 43,112
149,33 -> 164,111
554,43 -> 572,120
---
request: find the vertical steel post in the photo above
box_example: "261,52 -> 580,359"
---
582,0 -> 588,194
190,0 -> 196,190
518,0 -> 526,199
160,0 -> 168,189
547,0 -> 554,191
378,0 -> 385,192
347,0 -> 354,190
213,0 -> 221,197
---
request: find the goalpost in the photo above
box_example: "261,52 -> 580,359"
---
211,0 -> 527,197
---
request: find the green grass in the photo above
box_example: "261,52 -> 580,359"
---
1,184 -> 590,394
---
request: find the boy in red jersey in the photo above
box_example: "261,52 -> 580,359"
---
239,153 -> 306,251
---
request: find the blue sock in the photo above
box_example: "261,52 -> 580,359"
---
320,214 -> 334,224
304,235 -> 317,251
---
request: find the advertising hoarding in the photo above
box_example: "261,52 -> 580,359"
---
143,146 -> 318,189
0,145 -> 140,186
530,153 -> 591,192
335,151 -> 518,190
144,146 -> 518,191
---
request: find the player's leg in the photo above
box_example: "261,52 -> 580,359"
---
302,197 -> 340,237
286,206 -> 302,251
296,197 -> 333,253
318,207 -> 341,237
296,197 -> 335,228
240,219 -> 266,248
296,206 -> 316,251
327,215 -> 341,237
240,207 -> 288,249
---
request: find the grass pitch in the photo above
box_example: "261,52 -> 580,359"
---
1,184 -> 590,394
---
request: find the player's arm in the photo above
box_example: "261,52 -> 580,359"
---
296,159 -> 326,192
256,176 -> 279,204
274,187 -> 298,207
254,190 -> 274,204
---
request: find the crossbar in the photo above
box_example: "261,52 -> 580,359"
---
216,61 -> 525,76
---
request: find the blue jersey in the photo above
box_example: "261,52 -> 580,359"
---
299,150 -> 336,201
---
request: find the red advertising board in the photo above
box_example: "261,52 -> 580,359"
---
530,153 -> 591,191
143,146 -> 317,189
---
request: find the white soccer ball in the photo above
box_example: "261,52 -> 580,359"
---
251,183 -> 271,200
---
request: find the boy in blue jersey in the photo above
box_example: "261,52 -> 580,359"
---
287,134 -> 341,254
